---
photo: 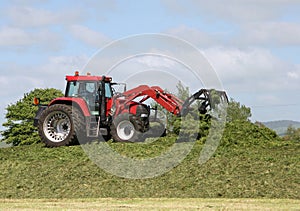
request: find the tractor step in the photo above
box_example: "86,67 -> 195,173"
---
86,117 -> 108,137
86,117 -> 99,137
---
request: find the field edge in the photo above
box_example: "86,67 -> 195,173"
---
0,198 -> 299,210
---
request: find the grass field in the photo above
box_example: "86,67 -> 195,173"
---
0,121 -> 299,204
1,198 -> 299,210
0,139 -> 299,199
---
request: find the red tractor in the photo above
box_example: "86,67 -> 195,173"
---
34,72 -> 228,147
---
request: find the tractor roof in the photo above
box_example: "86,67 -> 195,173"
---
65,72 -> 112,82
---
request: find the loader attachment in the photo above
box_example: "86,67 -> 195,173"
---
118,85 -> 228,118
180,89 -> 228,117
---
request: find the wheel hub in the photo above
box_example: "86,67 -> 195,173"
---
43,111 -> 71,143
117,120 -> 135,141
124,126 -> 132,136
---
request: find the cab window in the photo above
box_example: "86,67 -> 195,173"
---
66,81 -> 96,97
105,83 -> 112,98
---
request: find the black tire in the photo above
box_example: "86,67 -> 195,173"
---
110,113 -> 142,142
98,131 -> 112,142
147,120 -> 167,138
38,104 -> 84,147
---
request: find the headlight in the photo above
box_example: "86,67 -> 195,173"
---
110,105 -> 116,116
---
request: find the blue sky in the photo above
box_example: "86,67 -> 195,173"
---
1,0 -> 300,130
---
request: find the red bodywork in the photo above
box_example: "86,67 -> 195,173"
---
113,85 -> 184,116
62,74 -> 185,118
49,97 -> 91,116
65,75 -> 112,82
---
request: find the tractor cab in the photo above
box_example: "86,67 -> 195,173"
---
65,72 -> 113,117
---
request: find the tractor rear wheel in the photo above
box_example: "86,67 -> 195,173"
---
110,113 -> 142,142
38,104 -> 84,147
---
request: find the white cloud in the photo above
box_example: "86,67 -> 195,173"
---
35,55 -> 89,88
165,25 -> 218,47
236,22 -> 300,46
0,27 -> 33,46
0,55 -> 89,93
162,0 -> 300,22
203,47 -> 299,91
45,55 -> 89,75
69,25 -> 111,48
0,26 -> 62,50
287,71 -> 299,79
4,1 -> 117,28
6,6 -> 84,27
164,21 -> 300,48
134,55 -> 178,69
159,0 -> 300,54
202,46 -> 300,121
76,0 -> 117,11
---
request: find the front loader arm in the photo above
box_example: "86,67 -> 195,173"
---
119,85 -> 183,115
117,85 -> 228,117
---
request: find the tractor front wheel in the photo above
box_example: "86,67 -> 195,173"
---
110,114 -> 141,142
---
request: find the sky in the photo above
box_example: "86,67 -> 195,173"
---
1,0 -> 300,131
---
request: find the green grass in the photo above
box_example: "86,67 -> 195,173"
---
0,121 -> 299,199
0,141 -> 299,199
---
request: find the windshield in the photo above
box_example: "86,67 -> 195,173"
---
66,81 -> 112,98
66,81 -> 96,97
66,81 -> 79,97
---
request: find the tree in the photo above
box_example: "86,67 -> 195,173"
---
1,88 -> 63,146
176,81 -> 189,100
165,81 -> 189,133
226,99 -> 251,122
150,81 -> 190,134
283,126 -> 300,142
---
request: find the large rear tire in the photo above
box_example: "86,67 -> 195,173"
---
110,113 -> 142,142
38,104 -> 84,147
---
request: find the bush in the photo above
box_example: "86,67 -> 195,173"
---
283,126 -> 300,142
1,88 -> 63,146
